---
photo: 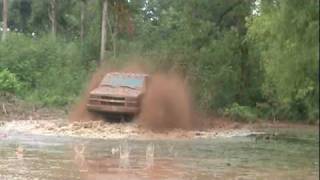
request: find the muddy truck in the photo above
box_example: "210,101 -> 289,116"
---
86,72 -> 149,120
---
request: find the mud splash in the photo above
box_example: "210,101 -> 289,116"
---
68,66 -> 108,122
138,73 -> 196,131
0,120 -> 256,140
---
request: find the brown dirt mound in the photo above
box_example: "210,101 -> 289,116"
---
138,73 -> 196,131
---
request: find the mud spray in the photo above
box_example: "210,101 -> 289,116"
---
68,66 -> 109,122
69,63 -> 197,131
138,73 -> 196,131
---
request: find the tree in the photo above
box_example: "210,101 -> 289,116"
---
49,0 -> 57,37
80,0 -> 86,43
109,0 -> 133,57
100,0 -> 108,64
247,0 -> 319,120
134,0 -> 261,109
1,0 -> 8,41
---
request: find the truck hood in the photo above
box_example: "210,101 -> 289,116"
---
89,86 -> 142,97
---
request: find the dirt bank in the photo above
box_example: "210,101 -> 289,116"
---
0,96 -> 66,121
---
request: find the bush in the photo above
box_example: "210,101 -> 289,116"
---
0,69 -> 21,94
223,103 -> 258,122
0,33 -> 93,106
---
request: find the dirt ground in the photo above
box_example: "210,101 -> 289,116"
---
0,96 -> 66,121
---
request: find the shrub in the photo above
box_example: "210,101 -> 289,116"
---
0,33 -> 92,106
223,103 -> 258,122
0,69 -> 21,94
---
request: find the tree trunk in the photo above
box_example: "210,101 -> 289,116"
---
238,41 -> 249,104
2,0 -> 8,41
49,0 -> 57,37
80,0 -> 86,43
113,12 -> 118,57
107,14 -> 117,58
100,0 -> 108,64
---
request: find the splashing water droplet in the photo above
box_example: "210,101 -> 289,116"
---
16,145 -> 24,160
111,147 -> 119,155
119,139 -> 130,169
146,143 -> 154,168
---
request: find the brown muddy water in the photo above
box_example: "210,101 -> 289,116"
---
0,127 -> 318,180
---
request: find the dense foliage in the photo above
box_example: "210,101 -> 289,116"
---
247,0 -> 319,121
0,0 -> 318,122
0,34 -> 91,105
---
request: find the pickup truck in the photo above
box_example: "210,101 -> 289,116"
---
86,72 -> 149,119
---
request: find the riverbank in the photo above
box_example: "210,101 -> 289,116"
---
0,96 -> 66,121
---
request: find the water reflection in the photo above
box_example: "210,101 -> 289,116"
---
0,128 -> 318,180
77,156 -> 184,180
73,144 -> 88,172
16,145 -> 24,160
111,147 -> 119,155
119,139 -> 130,169
73,140 -> 185,180
0,132 -> 8,139
146,143 -> 154,168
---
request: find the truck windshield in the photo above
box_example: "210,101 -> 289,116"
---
101,75 -> 144,89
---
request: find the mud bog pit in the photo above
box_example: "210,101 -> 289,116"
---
0,125 -> 318,180
2,67 -> 317,179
